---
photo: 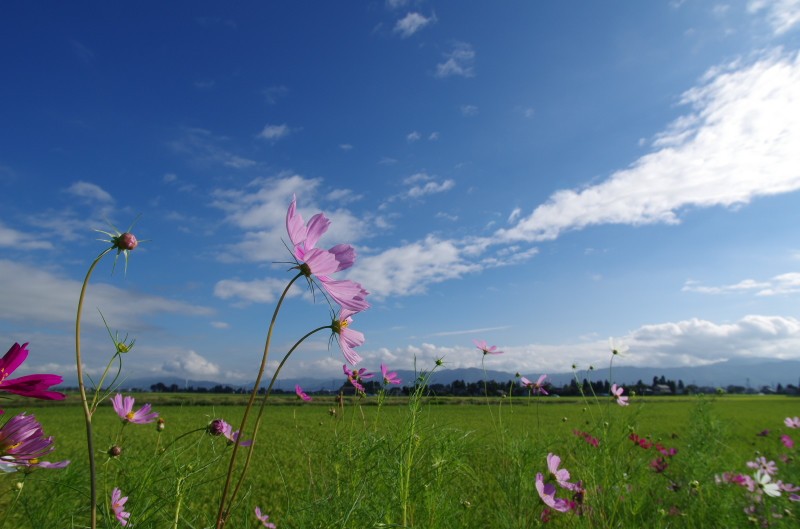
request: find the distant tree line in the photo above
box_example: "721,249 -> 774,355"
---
145,377 -> 800,396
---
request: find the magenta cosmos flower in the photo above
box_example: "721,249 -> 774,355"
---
112,394 -> 158,424
534,453 -> 576,513
343,364 -> 374,393
610,384 -> 629,406
111,487 -> 131,526
473,339 -> 502,355
0,412 -> 69,470
207,418 -> 252,446
380,364 -> 401,385
0,343 -> 65,400
332,308 -> 365,365
521,374 -> 548,395
255,506 -> 277,528
295,385 -> 312,402
286,196 -> 369,312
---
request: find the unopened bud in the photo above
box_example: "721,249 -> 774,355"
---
207,419 -> 226,436
108,445 -> 122,457
156,418 -> 165,432
116,232 -> 138,251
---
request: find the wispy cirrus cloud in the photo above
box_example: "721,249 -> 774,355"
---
258,123 -> 292,141
66,181 -> 114,203
393,12 -> 436,38
683,272 -> 800,296
0,222 -> 52,250
496,49 -> 800,244
436,42 -> 475,78
748,0 -> 800,35
169,127 -> 257,169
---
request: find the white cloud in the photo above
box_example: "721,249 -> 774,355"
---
214,276 -> 303,304
748,0 -> 800,35
161,350 -> 221,377
348,236 -> 481,298
684,272 -> 800,296
66,181 -> 114,203
507,207 -> 521,224
394,12 -> 436,38
339,143 -> 353,151
496,50 -> 800,243
211,321 -> 230,329
170,127 -> 257,169
259,123 -> 291,140
0,222 -> 52,250
407,131 -> 421,142
403,172 -> 432,185
0,259 -> 212,328
163,173 -> 177,183
428,131 -> 440,140
407,179 -> 455,198
460,104 -> 478,116
436,42 -> 475,78
386,0 -> 409,9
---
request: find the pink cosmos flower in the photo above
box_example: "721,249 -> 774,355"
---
207,419 -> 252,446
0,412 -> 69,470
610,384 -> 629,406
111,394 -> 158,424
380,364 -> 401,385
747,456 -> 778,476
785,417 -> 800,429
0,343 -> 65,400
546,453 -> 575,490
650,457 -> 669,473
521,374 -> 548,395
255,506 -> 276,528
286,196 -> 369,312
572,430 -> 599,447
473,339 -> 503,355
343,364 -> 373,394
111,487 -> 130,526
781,434 -> 795,449
535,473 -> 572,513
295,385 -> 312,402
332,309 -> 365,365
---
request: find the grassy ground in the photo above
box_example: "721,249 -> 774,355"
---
1,394 -> 798,528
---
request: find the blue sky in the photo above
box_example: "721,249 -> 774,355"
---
2,1 -> 800,384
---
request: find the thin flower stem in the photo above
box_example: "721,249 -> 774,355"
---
224,324 -> 330,516
75,247 -> 113,529
215,272 -> 303,529
0,475 -> 25,529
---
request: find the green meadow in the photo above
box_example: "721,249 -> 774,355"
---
3,394 -> 798,528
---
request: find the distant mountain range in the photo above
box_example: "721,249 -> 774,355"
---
76,358 -> 800,392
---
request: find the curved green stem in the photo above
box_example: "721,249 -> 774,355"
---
75,247 -> 112,529
215,272 -> 303,529
224,325 -> 330,516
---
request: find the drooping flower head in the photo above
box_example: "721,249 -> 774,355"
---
111,394 -> 158,424
473,339 -> 503,356
521,374 -> 548,395
0,412 -> 69,470
286,196 -> 369,312
295,385 -> 312,402
111,487 -> 131,526
0,343 -> 65,400
332,308 -> 365,365
255,506 -> 277,528
380,364 -> 401,385
785,416 -> 800,429
610,384 -> 629,406
535,473 -> 572,513
206,418 -> 252,446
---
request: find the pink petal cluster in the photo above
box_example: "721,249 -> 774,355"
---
111,394 -> 158,424
295,385 -> 312,402
255,506 -> 277,528
343,365 -> 374,393
0,412 -> 69,470
610,383 -> 629,406
286,196 -> 369,313
332,309 -> 365,365
380,364 -> 401,385
785,416 -> 800,429
207,418 -> 252,446
747,456 -> 778,476
573,430 -> 599,447
111,487 -> 131,526
473,339 -> 503,355
534,453 -> 577,513
0,343 -> 65,401
521,374 -> 548,395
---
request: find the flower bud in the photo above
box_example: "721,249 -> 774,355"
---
108,445 -> 123,457
116,232 -> 138,251
156,418 -> 165,432
207,419 -> 226,436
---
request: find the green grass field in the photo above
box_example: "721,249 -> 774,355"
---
2,393 -> 798,528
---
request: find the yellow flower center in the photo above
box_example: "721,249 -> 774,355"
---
126,411 -> 136,421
